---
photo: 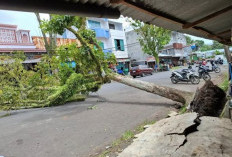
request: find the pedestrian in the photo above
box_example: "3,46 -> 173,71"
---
154,64 -> 158,72
202,59 -> 207,65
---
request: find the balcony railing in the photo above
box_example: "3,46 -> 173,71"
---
92,28 -> 110,39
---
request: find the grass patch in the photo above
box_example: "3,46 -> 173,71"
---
219,73 -> 229,118
171,66 -> 180,70
121,130 -> 134,141
219,73 -> 229,92
98,120 -> 156,157
98,150 -> 110,157
179,105 -> 187,114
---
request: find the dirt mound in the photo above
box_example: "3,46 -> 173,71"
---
190,81 -> 226,117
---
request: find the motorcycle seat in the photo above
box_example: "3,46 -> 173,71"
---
177,71 -> 186,75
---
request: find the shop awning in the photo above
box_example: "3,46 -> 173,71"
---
22,58 -> 41,64
147,56 -> 156,62
117,58 -> 130,62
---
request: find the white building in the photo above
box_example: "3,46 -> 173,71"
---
126,30 -> 192,66
125,30 -> 155,68
62,18 -> 130,74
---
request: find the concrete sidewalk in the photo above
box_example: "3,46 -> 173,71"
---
117,113 -> 232,157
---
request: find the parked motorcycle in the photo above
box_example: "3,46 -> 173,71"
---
215,58 -> 223,65
208,60 -> 221,73
170,68 -> 200,84
197,65 -> 211,81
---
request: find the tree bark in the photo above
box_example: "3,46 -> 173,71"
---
109,73 -> 193,104
48,14 -> 57,54
35,13 -> 51,55
224,45 -> 231,62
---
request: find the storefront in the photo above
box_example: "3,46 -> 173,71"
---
146,56 -> 156,69
116,58 -> 130,75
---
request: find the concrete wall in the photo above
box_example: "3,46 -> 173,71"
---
168,31 -> 187,46
87,18 -> 109,29
125,30 -> 150,61
110,28 -> 128,58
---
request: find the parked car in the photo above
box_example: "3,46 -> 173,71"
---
130,65 -> 153,78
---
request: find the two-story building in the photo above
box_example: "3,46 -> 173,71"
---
62,18 -> 130,74
87,18 -> 130,74
0,24 -> 46,57
159,31 -> 192,66
126,30 -> 192,67
126,30 -> 156,68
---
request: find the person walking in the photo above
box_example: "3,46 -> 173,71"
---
154,64 -> 158,72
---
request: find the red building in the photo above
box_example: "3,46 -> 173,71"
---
0,24 -> 82,59
0,24 -> 46,58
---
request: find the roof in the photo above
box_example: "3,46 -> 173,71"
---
32,36 -> 81,50
0,24 -> 17,28
1,0 -> 231,45
158,53 -> 172,57
22,58 -> 41,64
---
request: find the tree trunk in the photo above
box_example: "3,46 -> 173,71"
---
224,45 -> 231,62
35,13 -> 51,55
109,73 -> 193,104
48,14 -> 57,54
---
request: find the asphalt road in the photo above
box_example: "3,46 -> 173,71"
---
0,65 -> 226,157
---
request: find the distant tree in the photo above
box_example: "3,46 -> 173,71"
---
185,36 -> 194,45
215,50 -> 222,55
35,13 -> 57,56
200,44 -> 212,51
131,20 -> 171,64
212,41 -> 223,50
195,40 -> 205,48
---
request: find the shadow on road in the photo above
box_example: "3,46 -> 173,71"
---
102,99 -> 171,107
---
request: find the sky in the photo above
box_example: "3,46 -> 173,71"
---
0,10 -> 48,37
0,10 -> 214,45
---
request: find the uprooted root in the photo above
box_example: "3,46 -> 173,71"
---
189,81 -> 226,117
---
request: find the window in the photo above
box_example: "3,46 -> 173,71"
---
88,20 -> 100,29
109,23 -> 115,30
114,39 -> 124,51
162,50 -> 167,54
94,42 -> 104,50
99,42 -> 104,49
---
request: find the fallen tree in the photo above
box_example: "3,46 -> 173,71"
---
109,73 -> 193,104
1,16 -> 227,114
41,15 -> 194,105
